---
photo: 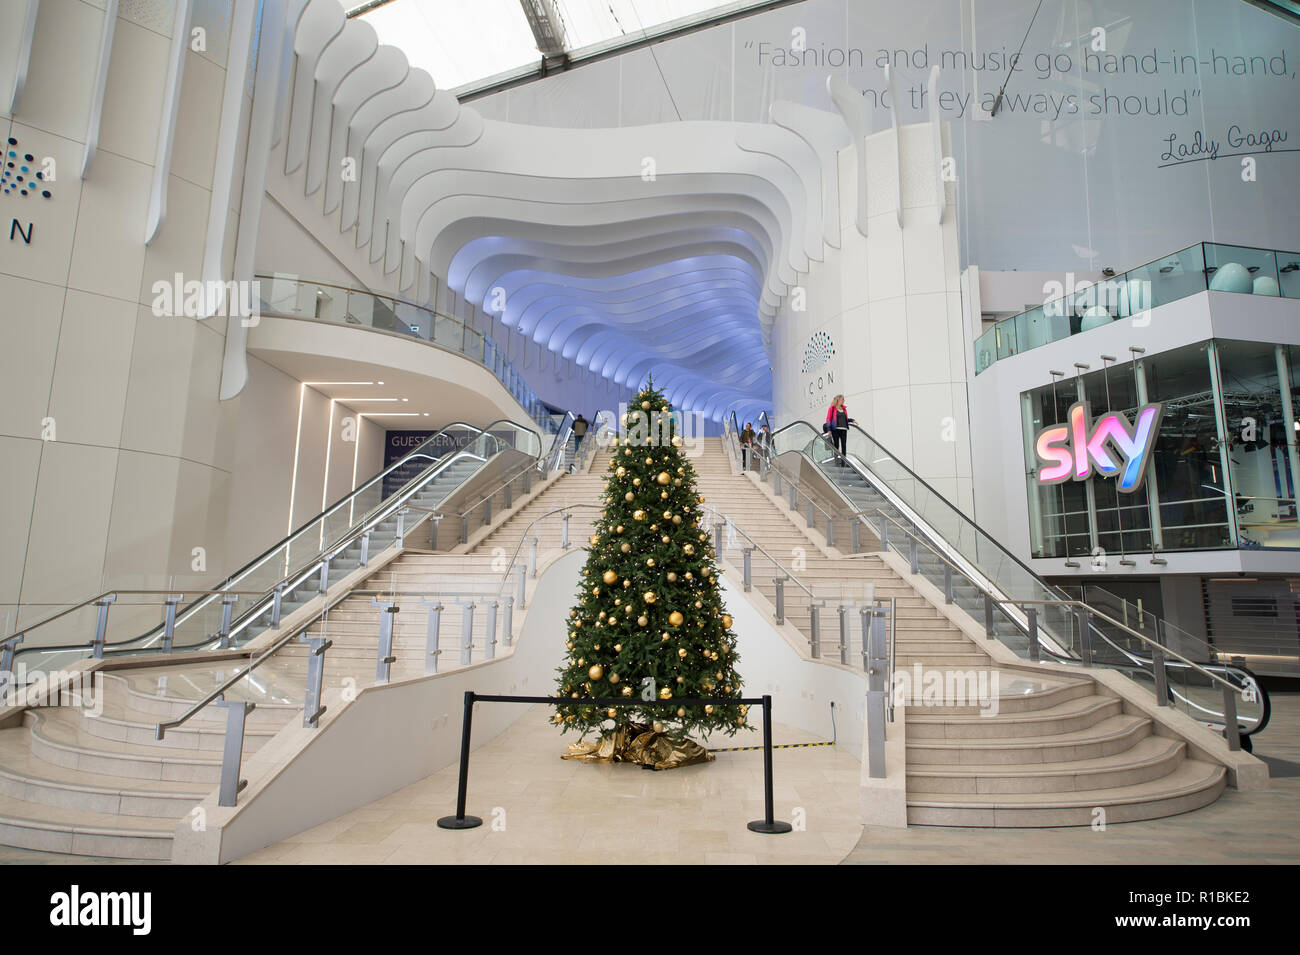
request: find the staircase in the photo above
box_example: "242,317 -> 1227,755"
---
698,438 -> 1230,827
0,452 -> 607,861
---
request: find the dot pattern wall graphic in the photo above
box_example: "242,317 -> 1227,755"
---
2,138 -> 53,200
802,330 -> 835,374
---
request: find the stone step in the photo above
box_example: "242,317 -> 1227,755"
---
906,694 -> 1123,740
906,759 -> 1226,827
905,713 -> 1153,765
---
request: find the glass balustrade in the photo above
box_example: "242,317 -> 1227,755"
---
975,242 -> 1300,374
256,273 -> 554,429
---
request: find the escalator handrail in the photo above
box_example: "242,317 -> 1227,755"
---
13,446 -> 495,663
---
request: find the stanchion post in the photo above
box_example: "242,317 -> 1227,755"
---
437,691 -> 483,829
747,694 -> 792,834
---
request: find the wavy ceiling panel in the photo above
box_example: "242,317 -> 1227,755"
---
274,0 -> 851,422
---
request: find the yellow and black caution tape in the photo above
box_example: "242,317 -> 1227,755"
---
709,740 -> 834,753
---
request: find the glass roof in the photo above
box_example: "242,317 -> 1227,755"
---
354,0 -> 763,94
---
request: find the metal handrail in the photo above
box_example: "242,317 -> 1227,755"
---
763,448 -> 845,527
492,504 -> 605,600
699,504 -> 820,603
455,456 -> 550,520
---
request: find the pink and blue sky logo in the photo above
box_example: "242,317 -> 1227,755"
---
1034,401 -> 1163,493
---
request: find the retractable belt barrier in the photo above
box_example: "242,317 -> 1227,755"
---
437,691 -> 793,834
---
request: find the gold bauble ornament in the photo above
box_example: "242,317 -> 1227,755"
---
643,591 -> 657,604
553,713 -> 564,724
645,457 -> 654,465
677,647 -> 687,658
705,705 -> 714,714
566,641 -> 574,650
669,611 -> 684,627
591,587 -> 600,595
652,721 -> 665,734
694,601 -> 702,609
623,448 -> 632,456
736,716 -> 744,725
608,616 -> 617,625
659,686 -> 672,699
672,436 -> 683,447
637,616 -> 648,627
588,664 -> 604,681
656,472 -> 670,485
660,491 -> 668,499
633,477 -> 641,486
616,466 -> 626,477
684,544 -> 695,555
620,543 -> 631,553
602,570 -> 618,585
662,535 -> 670,544
622,686 -> 633,697
651,524 -> 659,531
662,510 -> 673,520
646,557 -> 655,567
608,671 -> 620,684
721,614 -> 733,629
589,535 -> 599,546
571,692 -> 579,699
633,510 -> 646,521
672,515 -> 682,524
673,479 -> 682,487
615,525 -> 624,533
607,708 -> 618,718
598,611 -> 606,619
676,676 -> 685,684
661,633 -> 670,642
716,671 -> 724,680
614,643 -> 622,652
667,572 -> 677,582
685,572 -> 692,580
624,492 -> 634,502
676,707 -> 686,717
641,400 -> 650,410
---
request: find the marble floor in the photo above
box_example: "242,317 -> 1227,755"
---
234,706 -> 863,865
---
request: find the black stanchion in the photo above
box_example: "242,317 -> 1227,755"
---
435,691 -> 790,834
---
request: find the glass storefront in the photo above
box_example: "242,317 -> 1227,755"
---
1021,339 -> 1300,558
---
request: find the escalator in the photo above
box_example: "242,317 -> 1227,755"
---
763,417 -> 1270,746
10,419 -> 552,678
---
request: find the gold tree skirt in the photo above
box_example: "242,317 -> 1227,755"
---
562,722 -> 714,771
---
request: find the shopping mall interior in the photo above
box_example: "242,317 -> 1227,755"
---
0,0 -> 1297,886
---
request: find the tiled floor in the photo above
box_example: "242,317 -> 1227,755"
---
844,680 -> 1300,865
233,706 -> 864,865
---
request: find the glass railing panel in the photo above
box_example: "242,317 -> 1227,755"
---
1205,242 -> 1279,296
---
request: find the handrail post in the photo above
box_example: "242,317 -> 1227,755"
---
485,601 -> 498,660
838,605 -> 850,665
161,593 -> 182,653
270,583 -> 285,629
1025,607 -> 1041,662
217,594 -> 239,649
523,468 -> 531,494
809,604 -> 821,658
908,537 -> 919,575
790,485 -> 797,509
0,635 -> 23,700
504,479 -> 512,509
805,499 -> 814,526
859,607 -> 871,672
502,596 -> 514,648
318,557 -> 331,597
430,516 -> 440,551
826,515 -> 834,547
516,564 -> 527,610
92,594 -> 117,659
943,564 -> 954,604
422,599 -> 443,676
216,700 -> 255,807
850,519 -> 860,555
742,547 -> 753,592
359,529 -> 371,568
880,520 -> 889,552
396,508 -> 406,548
983,594 -> 995,638
461,513 -> 469,545
461,603 -> 475,664
714,520 -> 723,556
746,695 -> 792,834
1075,606 -> 1094,666
528,536 -> 538,577
1221,683 -> 1242,751
373,597 -> 398,684
773,470 -> 782,496
560,513 -> 570,550
866,605 -> 888,779
1151,641 -> 1169,706
484,496 -> 492,526
303,637 -> 330,727
437,691 -> 483,829
774,576 -> 785,625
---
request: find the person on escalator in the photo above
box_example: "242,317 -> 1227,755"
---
824,395 -> 854,464
572,413 -> 589,454
740,422 -> 756,469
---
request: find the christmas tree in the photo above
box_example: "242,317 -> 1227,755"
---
554,378 -> 747,768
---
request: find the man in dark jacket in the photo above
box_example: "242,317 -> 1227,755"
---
740,422 -> 756,469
